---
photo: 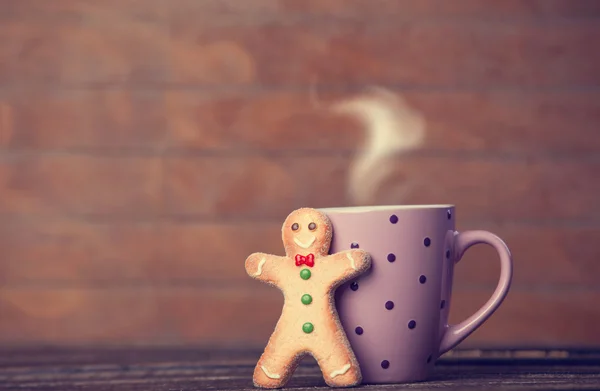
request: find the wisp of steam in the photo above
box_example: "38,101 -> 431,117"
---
330,87 -> 426,205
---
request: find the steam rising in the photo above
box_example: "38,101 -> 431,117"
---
331,88 -> 426,204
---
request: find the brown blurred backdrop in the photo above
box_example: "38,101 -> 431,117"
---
0,0 -> 599,349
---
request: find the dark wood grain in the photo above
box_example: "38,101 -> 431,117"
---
0,347 -> 599,390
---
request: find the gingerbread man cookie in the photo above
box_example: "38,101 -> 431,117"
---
245,208 -> 372,388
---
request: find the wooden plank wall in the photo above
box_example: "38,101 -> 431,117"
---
0,0 -> 599,348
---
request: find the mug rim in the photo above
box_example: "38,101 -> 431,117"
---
319,204 -> 455,213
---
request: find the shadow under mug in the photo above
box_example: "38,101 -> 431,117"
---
320,205 -> 513,384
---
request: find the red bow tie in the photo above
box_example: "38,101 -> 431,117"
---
295,253 -> 315,267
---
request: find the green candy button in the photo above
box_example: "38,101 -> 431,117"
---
302,322 -> 314,334
301,294 -> 312,305
300,269 -> 311,280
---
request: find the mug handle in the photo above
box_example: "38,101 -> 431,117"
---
438,230 -> 513,355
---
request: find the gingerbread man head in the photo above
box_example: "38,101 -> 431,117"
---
281,208 -> 333,257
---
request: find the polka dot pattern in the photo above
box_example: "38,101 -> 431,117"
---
340,209 -> 453,375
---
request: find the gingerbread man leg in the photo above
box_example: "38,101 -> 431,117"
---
311,332 -> 361,387
253,331 -> 304,389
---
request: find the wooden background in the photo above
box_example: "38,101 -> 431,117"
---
0,0 -> 599,349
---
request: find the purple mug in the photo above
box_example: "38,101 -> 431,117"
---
320,205 -> 513,384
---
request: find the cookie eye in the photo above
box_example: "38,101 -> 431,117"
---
291,223 -> 299,231
308,222 -> 317,231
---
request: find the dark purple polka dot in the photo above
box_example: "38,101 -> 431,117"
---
447,210 -> 452,220
446,250 -> 451,259
387,253 -> 396,262
408,320 -> 416,329
441,300 -> 446,309
419,275 -> 427,284
381,360 -> 390,369
355,326 -> 363,335
389,215 -> 398,224
385,301 -> 394,310
351,242 -> 359,249
427,355 -> 432,363
424,237 -> 431,247
350,282 -> 359,291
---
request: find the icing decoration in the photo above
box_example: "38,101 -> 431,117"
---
301,294 -> 312,305
330,363 -> 351,378
300,269 -> 311,280
295,253 -> 315,267
253,258 -> 266,276
294,236 -> 316,249
346,253 -> 356,270
302,322 -> 314,334
261,366 -> 281,379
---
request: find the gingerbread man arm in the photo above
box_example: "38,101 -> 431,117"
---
245,252 -> 286,285
326,249 -> 372,285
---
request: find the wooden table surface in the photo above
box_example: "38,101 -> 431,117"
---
0,347 -> 599,391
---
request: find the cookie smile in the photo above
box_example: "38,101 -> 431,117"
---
294,236 -> 316,249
